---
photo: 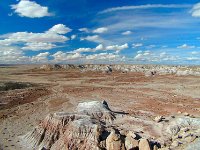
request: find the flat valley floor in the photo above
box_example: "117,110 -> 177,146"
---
0,65 -> 200,149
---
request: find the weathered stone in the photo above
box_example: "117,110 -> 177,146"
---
154,116 -> 163,123
127,131 -> 137,139
184,134 -> 197,143
181,127 -> 189,132
182,132 -> 192,139
125,131 -> 139,150
76,101 -> 115,123
106,130 -> 125,150
139,139 -> 151,150
170,140 -> 182,148
169,125 -> 180,136
119,129 -> 127,136
178,111 -> 182,114
183,112 -> 190,116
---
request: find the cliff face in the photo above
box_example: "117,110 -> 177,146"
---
21,101 -> 200,150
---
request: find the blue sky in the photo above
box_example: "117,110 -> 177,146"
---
0,0 -> 200,65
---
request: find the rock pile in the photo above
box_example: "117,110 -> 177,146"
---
165,116 -> 200,149
21,101 -> 156,150
21,101 -> 200,150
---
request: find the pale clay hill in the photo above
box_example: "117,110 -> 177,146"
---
21,101 -> 200,150
0,64 -> 200,150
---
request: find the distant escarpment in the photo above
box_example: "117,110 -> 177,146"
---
36,64 -> 200,76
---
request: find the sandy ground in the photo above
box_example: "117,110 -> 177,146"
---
0,65 -> 200,149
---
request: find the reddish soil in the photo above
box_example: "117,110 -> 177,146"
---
0,65 -> 199,149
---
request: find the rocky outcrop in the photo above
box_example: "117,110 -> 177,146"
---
76,101 -> 115,123
164,116 -> 200,149
21,101 -> 200,150
38,64 -> 200,76
22,101 -> 122,150
50,117 -> 102,150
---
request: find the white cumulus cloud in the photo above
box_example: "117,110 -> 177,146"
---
0,24 -> 71,51
72,43 -> 128,53
21,42 -> 57,51
191,3 -> 200,17
31,52 -> 50,62
47,24 -> 72,34
73,43 -> 128,53
134,50 -> 179,62
74,48 -> 92,53
11,0 -> 53,18
0,46 -> 28,64
52,51 -> 83,62
81,35 -> 101,42
93,27 -> 108,33
106,43 -> 128,53
86,53 -> 119,60
134,53 -> 143,59
95,44 -> 104,51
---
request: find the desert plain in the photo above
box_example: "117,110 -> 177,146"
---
0,64 -> 200,150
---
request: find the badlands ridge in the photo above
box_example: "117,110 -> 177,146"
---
39,64 -> 200,76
